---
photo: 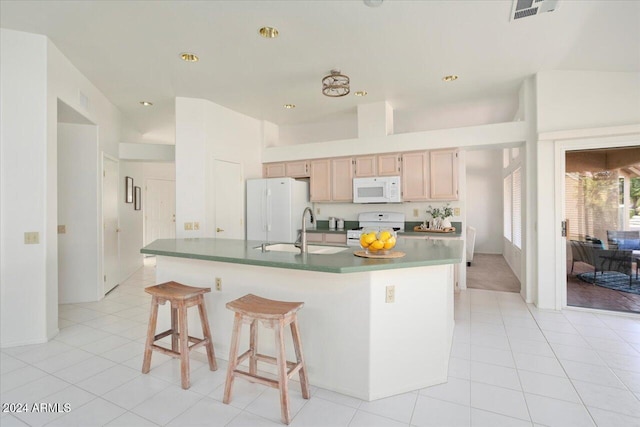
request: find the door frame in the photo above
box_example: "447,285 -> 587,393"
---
101,153 -> 119,295
553,130 -> 640,311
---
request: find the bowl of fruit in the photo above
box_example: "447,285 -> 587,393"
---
359,228 -> 397,255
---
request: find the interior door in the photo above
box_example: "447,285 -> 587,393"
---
145,179 -> 176,245
214,159 -> 243,239
102,155 -> 119,294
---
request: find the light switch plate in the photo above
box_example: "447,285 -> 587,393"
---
194,222 -> 200,231
58,225 -> 66,234
454,207 -> 460,216
24,232 -> 39,244
184,222 -> 193,230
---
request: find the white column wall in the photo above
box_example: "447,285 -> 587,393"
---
0,29 -> 49,346
175,97 -> 263,239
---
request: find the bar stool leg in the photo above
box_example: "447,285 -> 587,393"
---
223,312 -> 243,404
249,319 -> 258,375
275,319 -> 291,425
142,296 -> 159,374
290,317 -> 310,399
197,295 -> 217,371
178,301 -> 190,389
171,306 -> 179,352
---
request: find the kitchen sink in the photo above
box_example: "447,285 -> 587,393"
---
255,243 -> 349,254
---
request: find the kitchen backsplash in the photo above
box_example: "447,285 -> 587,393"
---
312,201 -> 463,223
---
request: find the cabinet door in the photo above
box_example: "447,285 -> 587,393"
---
354,156 -> 376,177
401,152 -> 429,201
430,149 -> 458,200
310,159 -> 331,202
324,233 -> 347,244
306,233 -> 324,243
286,160 -> 310,178
331,157 -> 354,202
377,153 -> 401,176
263,163 -> 286,178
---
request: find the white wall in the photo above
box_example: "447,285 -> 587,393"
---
175,97 -> 263,239
0,28 -> 142,347
537,71 -> 640,133
535,71 -> 640,309
57,123 -> 100,303
0,29 -> 49,347
465,149 -> 503,254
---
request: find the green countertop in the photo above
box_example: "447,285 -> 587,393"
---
141,238 -> 463,274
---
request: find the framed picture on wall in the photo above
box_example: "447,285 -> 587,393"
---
125,176 -> 134,203
134,186 -> 141,210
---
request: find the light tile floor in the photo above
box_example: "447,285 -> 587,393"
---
2,259 -> 640,426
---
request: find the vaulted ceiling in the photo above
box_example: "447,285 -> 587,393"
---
1,0 -> 638,144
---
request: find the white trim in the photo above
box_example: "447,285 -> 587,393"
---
540,124 -> 640,142
101,153 -> 119,297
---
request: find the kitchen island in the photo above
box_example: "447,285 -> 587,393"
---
141,238 -> 463,400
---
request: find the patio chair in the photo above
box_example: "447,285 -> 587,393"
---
570,240 -> 601,275
606,230 -> 640,250
592,248 -> 634,288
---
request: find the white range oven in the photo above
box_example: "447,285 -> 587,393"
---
346,212 -> 406,246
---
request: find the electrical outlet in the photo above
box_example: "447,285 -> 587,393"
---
413,209 -> 419,217
454,207 -> 460,216
184,222 -> 193,230
58,225 -> 66,234
24,231 -> 39,244
385,285 -> 395,303
215,277 -> 222,291
316,208 -> 321,215
194,222 -> 200,230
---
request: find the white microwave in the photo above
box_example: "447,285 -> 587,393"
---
353,176 -> 402,203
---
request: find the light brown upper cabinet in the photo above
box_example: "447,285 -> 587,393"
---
354,156 -> 377,177
331,157 -> 354,202
401,151 -> 430,201
430,149 -> 459,200
263,162 -> 286,178
285,160 -> 310,178
377,153 -> 401,176
310,157 -> 354,202
263,160 -> 310,178
309,159 -> 332,202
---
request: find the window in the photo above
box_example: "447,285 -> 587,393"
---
513,168 -> 522,249
504,168 -> 521,247
504,175 -> 512,241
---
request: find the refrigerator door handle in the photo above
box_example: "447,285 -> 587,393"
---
266,188 -> 272,232
261,188 -> 267,232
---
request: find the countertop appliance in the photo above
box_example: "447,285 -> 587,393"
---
353,176 -> 401,204
246,178 -> 311,242
346,212 -> 406,246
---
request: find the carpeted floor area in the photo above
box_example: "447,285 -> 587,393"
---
467,253 -> 521,293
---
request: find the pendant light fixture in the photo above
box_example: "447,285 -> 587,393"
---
322,69 -> 350,97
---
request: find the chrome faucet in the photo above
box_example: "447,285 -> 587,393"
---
295,207 -> 314,253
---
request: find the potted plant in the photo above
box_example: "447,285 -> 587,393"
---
426,204 -> 454,230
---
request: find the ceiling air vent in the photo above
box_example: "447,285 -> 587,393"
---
510,0 -> 559,21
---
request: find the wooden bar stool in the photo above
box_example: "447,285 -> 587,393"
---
223,294 -> 310,425
142,281 -> 217,389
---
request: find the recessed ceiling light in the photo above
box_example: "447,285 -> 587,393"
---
442,75 -> 459,82
354,91 -> 368,97
284,104 -> 296,109
139,101 -> 153,106
259,27 -> 279,38
180,52 -> 199,62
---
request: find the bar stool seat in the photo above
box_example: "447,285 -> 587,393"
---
223,294 -> 310,425
142,281 -> 217,389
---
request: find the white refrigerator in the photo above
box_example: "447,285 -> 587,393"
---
246,178 -> 311,242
